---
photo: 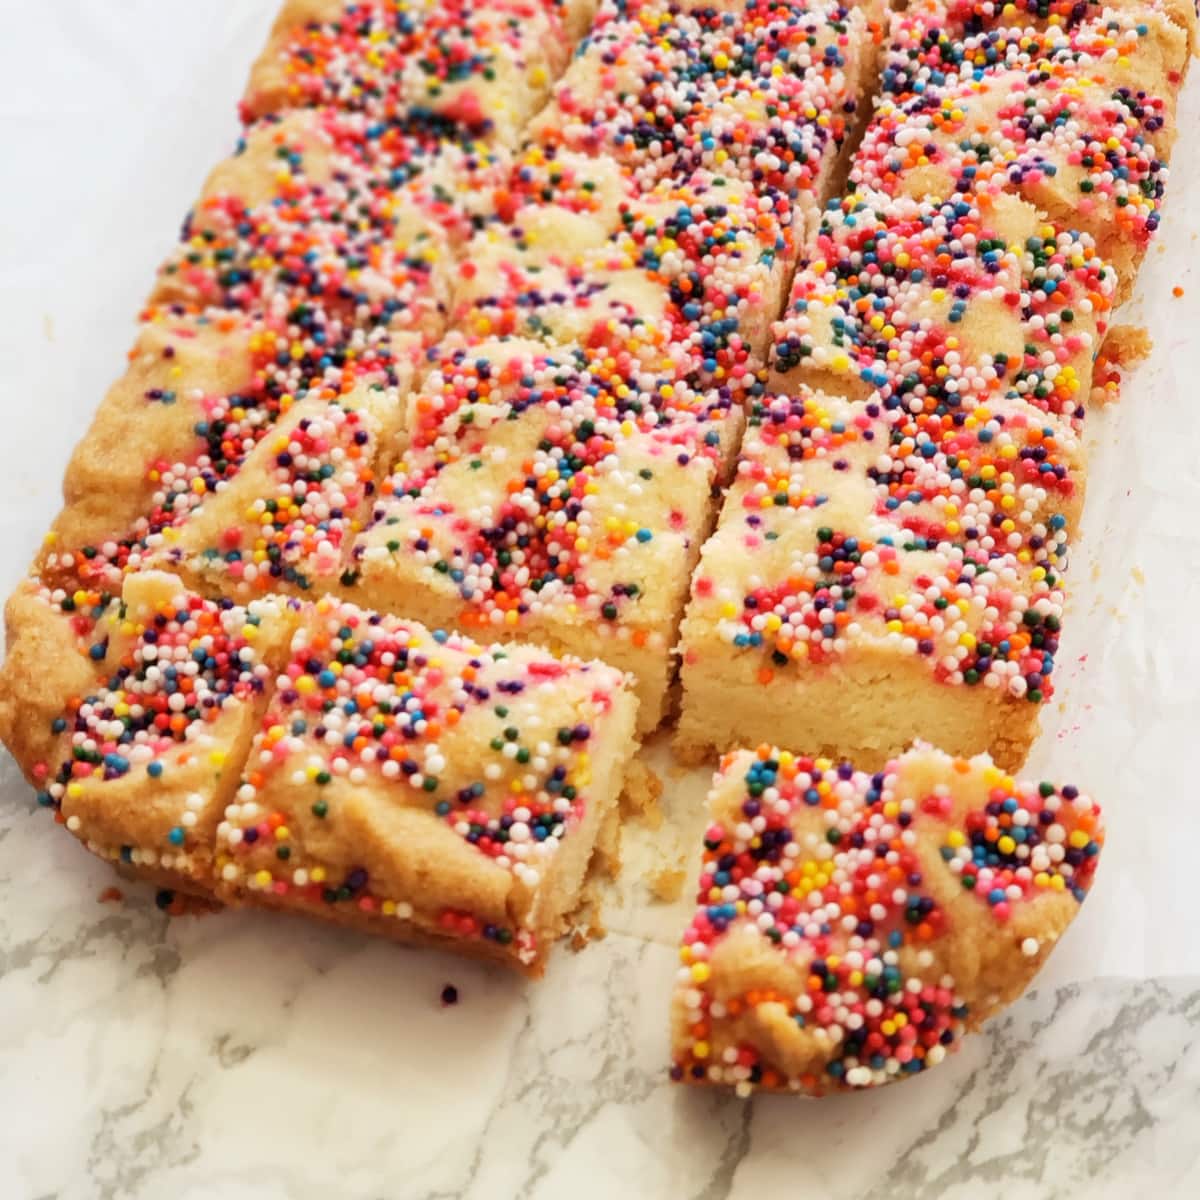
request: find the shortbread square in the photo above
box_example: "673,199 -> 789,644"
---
676,387 -> 1078,769
0,572 -> 298,889
243,0 -> 581,147
40,308 -> 419,593
41,315 -> 268,588
525,0 -> 879,199
671,743 -> 1103,1094
147,383 -> 404,600
152,109 -> 454,339
214,593 -> 638,972
399,0 -> 572,146
852,0 -> 1189,300
769,191 -> 1115,415
450,152 -> 797,380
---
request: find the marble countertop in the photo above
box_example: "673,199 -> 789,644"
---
3,5 -> 1200,1198
3,756 -> 1199,1200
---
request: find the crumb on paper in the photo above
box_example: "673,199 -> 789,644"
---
647,865 -> 687,903
153,887 -> 220,917
1173,286 -> 1185,298
567,834 -> 617,950
621,756 -> 664,830
1131,565 -> 1145,585
568,908 -> 607,952
1103,325 -> 1152,365
42,314 -> 54,342
592,799 -> 622,881
1092,324 -> 1152,407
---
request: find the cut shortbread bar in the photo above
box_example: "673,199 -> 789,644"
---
398,0 -> 572,146
525,0 -> 880,198
242,0 -> 421,118
729,192 -> 1118,770
347,338 -> 743,733
940,0 -> 1195,49
146,383 -> 403,600
42,315 -> 275,585
451,149 -> 797,381
0,572 -> 299,891
38,312 -> 416,592
214,593 -> 637,972
242,0 -> 581,145
0,573 -> 639,973
676,388 -> 1071,769
852,0 -> 1190,300
152,109 -> 454,337
769,190 -> 1116,415
671,743 -> 1103,1094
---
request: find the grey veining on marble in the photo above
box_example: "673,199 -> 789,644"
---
3,744 -> 1199,1200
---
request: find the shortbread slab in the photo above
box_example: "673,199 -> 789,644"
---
676,387 -> 1075,769
671,743 -> 1103,1094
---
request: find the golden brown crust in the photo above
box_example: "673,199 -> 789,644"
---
39,318 -> 258,580
3,573 -> 301,888
0,584 -> 105,788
